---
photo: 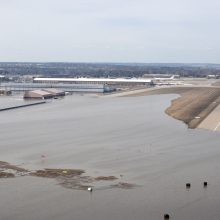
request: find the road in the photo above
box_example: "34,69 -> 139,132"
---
198,104 -> 220,132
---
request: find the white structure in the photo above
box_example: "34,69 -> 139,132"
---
33,77 -> 153,86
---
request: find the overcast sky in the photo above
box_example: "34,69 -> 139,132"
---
0,0 -> 220,63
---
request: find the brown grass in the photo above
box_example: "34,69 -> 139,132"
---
125,87 -> 193,97
165,87 -> 220,128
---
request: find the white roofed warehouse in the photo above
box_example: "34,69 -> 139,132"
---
33,77 -> 153,86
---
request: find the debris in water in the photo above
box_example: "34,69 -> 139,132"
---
186,183 -> 191,189
31,168 -> 85,178
0,161 -> 137,191
0,172 -> 15,178
0,161 -> 28,172
164,213 -> 170,219
111,182 -> 137,189
95,176 -> 118,181
87,187 -> 93,192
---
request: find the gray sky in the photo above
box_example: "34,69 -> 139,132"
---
0,0 -> 220,63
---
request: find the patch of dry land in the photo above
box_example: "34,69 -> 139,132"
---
126,86 -> 220,129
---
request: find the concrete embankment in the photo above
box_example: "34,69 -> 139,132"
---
0,101 -> 46,111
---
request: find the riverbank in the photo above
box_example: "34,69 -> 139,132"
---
122,86 -> 220,130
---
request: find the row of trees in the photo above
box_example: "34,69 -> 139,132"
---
0,63 -> 220,78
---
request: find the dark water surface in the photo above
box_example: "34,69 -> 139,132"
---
0,94 -> 220,220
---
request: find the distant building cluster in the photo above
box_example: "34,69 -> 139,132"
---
0,89 -> 12,96
206,75 -> 220,79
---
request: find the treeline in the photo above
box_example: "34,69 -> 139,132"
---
0,63 -> 220,78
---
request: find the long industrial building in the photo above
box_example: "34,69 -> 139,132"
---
33,77 -> 153,86
0,82 -> 109,93
0,78 -> 153,94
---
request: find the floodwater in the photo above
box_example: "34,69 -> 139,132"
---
0,94 -> 220,220
0,95 -> 41,109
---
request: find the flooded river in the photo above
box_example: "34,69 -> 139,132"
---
0,94 -> 220,220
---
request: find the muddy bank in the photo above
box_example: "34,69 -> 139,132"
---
165,87 -> 220,128
0,161 -> 29,178
124,86 -> 192,97
31,168 -> 85,178
126,86 -> 220,129
0,172 -> 15,178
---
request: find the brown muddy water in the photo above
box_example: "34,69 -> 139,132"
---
0,94 -> 220,220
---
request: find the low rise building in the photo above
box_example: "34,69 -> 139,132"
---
24,90 -> 54,99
